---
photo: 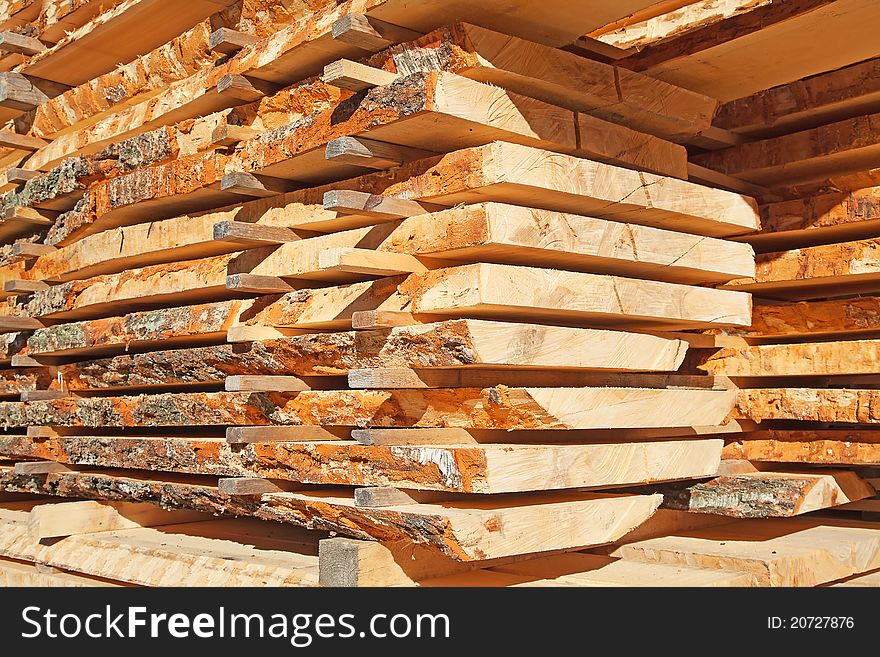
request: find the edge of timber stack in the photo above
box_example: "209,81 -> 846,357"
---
0,0 -> 878,589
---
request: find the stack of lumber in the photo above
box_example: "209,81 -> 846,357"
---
0,0 -> 878,588
609,0 -> 880,582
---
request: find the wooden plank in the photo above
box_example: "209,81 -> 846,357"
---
653,470 -> 876,518
232,261 -> 751,331
21,390 -> 74,402
225,273 -> 298,294
748,187 -> 880,252
318,537 -> 484,586
353,487 -> 443,508
216,73 -> 279,103
732,296 -> 880,340
306,493 -> 669,563
226,426 -> 350,444
701,339 -> 880,377
14,461 -> 72,475
225,325 -> 306,343
376,202 -> 755,284
331,13 -> 422,52
724,239 -> 880,299
348,369 -> 731,390
5,206 -> 56,225
351,310 -> 420,329
218,478 -> 297,496
0,317 -> 46,331
617,0 -> 880,102
693,112 -> 880,187
714,56 -> 880,139
325,136 -> 431,169
610,517 -> 880,586
323,189 -> 441,224
4,280 -> 49,294
0,72 -> 49,121
735,389 -> 880,425
322,59 -> 399,91
295,142 -> 758,238
27,500 -> 207,539
208,28 -> 260,55
0,514 -> 321,587
9,242 -> 56,261
723,430 -> 880,465
212,221 -> 299,247
210,124 -> 261,148
0,32 -> 47,56
0,130 -> 47,152
404,263 -> 751,329
225,375 -> 314,393
6,253 -> 247,322
0,387 -> 738,429
4,167 -> 39,184
25,300 -> 248,359
317,248 -> 428,277
220,171 -> 297,197
0,436 -> 718,494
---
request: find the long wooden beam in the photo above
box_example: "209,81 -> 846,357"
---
51,320 -> 687,390
736,389 -> 880,424
747,186 -> 880,252
16,212 -> 295,284
0,466 -> 663,561
4,253 -> 250,322
0,436 -> 724,494
723,430 -> 880,465
230,262 -> 752,331
723,239 -> 880,300
25,300 -> 249,359
731,296 -> 880,340
311,142 -> 758,237
701,339 -> 880,377
714,55 -> 880,138
2,387 -> 738,429
693,112 -> 880,187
